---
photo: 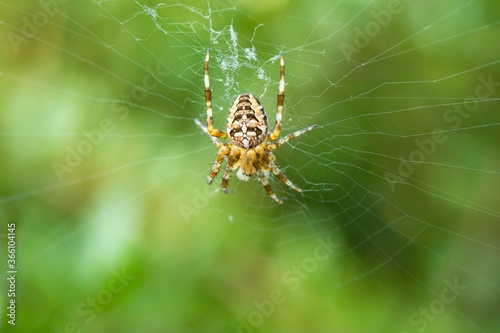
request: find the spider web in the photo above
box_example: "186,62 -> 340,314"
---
1,0 -> 499,332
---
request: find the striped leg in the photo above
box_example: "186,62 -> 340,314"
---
220,148 -> 241,192
220,162 -> 233,192
195,118 -> 223,147
269,124 -> 318,150
204,49 -> 226,138
269,162 -> 302,192
257,169 -> 283,204
208,145 -> 230,184
268,53 -> 285,141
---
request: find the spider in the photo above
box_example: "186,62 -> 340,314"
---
195,50 -> 317,204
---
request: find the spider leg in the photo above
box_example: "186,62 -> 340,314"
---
269,162 -> 302,192
268,53 -> 285,141
204,49 -> 227,139
220,149 -> 241,192
268,124 -> 317,150
195,118 -> 223,147
208,145 -> 231,185
220,162 -> 233,193
257,168 -> 283,204
195,118 -> 208,133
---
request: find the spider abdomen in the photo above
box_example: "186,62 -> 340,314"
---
227,94 -> 268,149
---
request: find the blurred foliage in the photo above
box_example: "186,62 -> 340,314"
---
1,0 -> 499,332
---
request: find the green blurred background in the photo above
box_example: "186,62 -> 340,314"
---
1,0 -> 499,332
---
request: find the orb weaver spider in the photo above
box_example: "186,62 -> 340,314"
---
195,50 -> 317,203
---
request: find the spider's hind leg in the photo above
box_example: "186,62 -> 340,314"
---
204,49 -> 227,139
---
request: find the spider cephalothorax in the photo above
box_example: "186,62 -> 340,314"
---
195,50 -> 317,203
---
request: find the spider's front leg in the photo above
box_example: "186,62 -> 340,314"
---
269,162 -> 302,192
257,168 -> 283,204
208,145 -> 231,185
